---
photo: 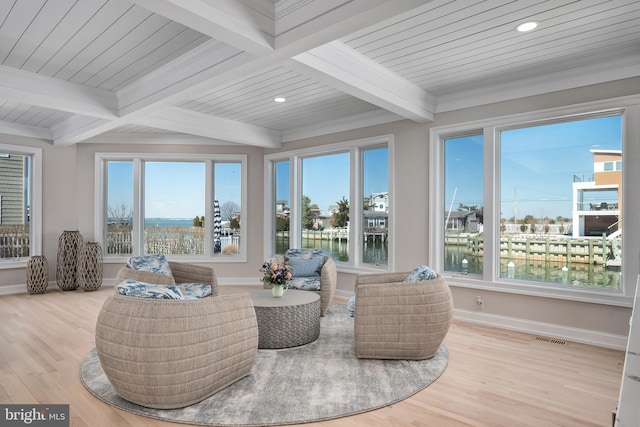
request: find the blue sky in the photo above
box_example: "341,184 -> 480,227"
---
276,147 -> 388,214
445,114 -> 622,219
107,161 -> 241,218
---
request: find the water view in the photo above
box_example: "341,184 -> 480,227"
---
445,245 -> 621,289
276,235 -> 388,266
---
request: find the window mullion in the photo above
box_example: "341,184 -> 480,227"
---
351,147 -> 361,267
133,159 -> 143,255
290,155 -> 301,249
205,160 -> 213,257
484,126 -> 498,283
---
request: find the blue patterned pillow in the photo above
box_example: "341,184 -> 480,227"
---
179,283 -> 212,299
288,257 -> 324,277
126,254 -> 173,277
116,280 -> 184,299
404,265 -> 438,282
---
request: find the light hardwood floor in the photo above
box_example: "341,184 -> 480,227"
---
0,286 -> 624,427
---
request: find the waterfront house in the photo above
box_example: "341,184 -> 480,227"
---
0,1 -> 638,425
572,149 -> 622,237
445,210 -> 480,234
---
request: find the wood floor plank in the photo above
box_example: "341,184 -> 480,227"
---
0,286 -> 624,427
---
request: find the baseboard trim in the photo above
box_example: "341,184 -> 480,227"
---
454,308 -> 627,350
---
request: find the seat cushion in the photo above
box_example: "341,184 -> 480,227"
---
126,254 -> 173,277
178,283 -> 213,299
287,275 -> 321,291
116,280 -> 184,299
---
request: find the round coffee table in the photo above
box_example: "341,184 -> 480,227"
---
250,289 -> 321,349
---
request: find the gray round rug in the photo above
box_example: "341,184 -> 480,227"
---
80,304 -> 448,426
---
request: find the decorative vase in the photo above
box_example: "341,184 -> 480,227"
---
26,256 -> 48,294
56,230 -> 83,291
78,242 -> 103,291
271,285 -> 285,298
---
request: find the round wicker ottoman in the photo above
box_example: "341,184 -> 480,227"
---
250,290 -> 320,349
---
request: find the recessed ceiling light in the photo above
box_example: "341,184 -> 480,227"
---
516,21 -> 539,32
274,97 -> 286,103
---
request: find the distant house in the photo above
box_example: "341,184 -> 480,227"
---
275,200 -> 289,217
446,210 -> 479,233
364,192 -> 388,229
572,149 -> 621,237
369,192 -> 388,212
0,154 -> 28,225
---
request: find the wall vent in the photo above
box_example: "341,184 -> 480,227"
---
534,336 -> 567,345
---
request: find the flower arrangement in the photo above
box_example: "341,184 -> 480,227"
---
260,259 -> 292,287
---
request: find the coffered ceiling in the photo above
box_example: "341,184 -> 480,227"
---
0,0 -> 638,148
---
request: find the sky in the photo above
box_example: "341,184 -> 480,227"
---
107,149 -> 389,219
445,114 -> 622,220
107,161 -> 241,219
104,114 -> 619,223
276,147 -> 389,215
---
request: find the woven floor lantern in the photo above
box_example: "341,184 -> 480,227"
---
78,242 -> 103,291
56,230 -> 83,291
26,255 -> 48,294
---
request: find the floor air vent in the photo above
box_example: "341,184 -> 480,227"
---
534,336 -> 567,345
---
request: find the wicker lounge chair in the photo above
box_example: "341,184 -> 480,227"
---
263,251 -> 337,316
353,271 -> 453,360
95,263 -> 258,409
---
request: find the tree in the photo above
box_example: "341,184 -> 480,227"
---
220,201 -> 240,222
192,216 -> 201,227
333,196 -> 349,228
107,203 -> 132,230
276,216 -> 289,232
302,195 -> 314,229
230,217 -> 240,229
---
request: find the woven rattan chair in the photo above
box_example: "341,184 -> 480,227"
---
95,262 -> 258,409
353,272 -> 453,360
263,254 -> 337,316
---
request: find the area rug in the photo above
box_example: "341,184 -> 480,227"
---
80,304 -> 448,426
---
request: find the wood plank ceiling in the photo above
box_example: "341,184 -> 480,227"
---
0,0 -> 638,148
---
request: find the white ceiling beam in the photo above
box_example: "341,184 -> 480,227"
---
129,0 -> 274,56
0,65 -> 118,119
0,120 -> 52,140
291,41 -> 436,123
133,107 -> 282,148
52,1 -> 434,144
52,116 -> 115,146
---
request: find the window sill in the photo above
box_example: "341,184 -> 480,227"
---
0,259 -> 28,269
443,272 -> 633,308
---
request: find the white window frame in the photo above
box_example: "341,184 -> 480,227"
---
429,97 -> 640,306
264,135 -> 394,272
95,153 -> 247,263
0,144 -> 42,268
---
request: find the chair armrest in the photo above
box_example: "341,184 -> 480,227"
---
169,262 -> 218,297
355,271 -> 410,286
114,266 -> 176,285
319,255 -> 337,298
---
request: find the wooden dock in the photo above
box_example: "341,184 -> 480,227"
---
446,233 -> 618,266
